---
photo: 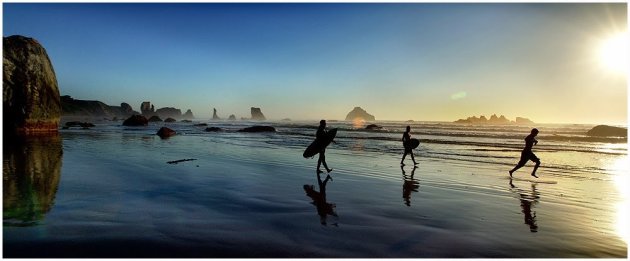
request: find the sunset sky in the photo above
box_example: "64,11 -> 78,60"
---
3,3 -> 627,124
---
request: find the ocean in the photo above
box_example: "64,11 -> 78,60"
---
3,119 -> 627,257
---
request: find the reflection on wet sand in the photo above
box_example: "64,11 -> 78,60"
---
510,180 -> 540,232
3,135 -> 63,226
304,172 -> 338,226
402,166 -> 419,207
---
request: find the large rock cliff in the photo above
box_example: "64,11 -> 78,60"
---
3,35 -> 61,135
251,107 -> 266,120
61,95 -> 139,118
345,107 -> 375,121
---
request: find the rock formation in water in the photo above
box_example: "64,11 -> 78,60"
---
141,102 -> 155,116
123,115 -> 148,126
212,108 -> 221,120
182,109 -> 194,119
345,107 -> 375,121
61,95 -> 139,118
454,115 -> 533,125
205,127 -> 222,132
251,107 -> 266,120
365,124 -> 383,130
156,107 -> 182,119
238,126 -> 276,132
586,125 -> 627,137
228,114 -> 236,121
165,117 -> 176,123
156,127 -> 176,138
148,115 -> 163,122
3,135 -> 62,226
3,35 -> 61,135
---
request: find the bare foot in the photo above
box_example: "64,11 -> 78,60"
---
413,162 -> 418,165
531,173 -> 538,178
327,168 -> 333,173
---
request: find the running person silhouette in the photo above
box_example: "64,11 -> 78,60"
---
509,128 -> 541,178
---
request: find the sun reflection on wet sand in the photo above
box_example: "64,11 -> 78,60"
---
611,155 -> 629,244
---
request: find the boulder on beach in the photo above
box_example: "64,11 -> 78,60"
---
345,107 -> 375,121
205,127 -> 222,132
365,124 -> 383,130
251,107 -> 266,120
3,35 -> 61,135
238,126 -> 276,132
164,118 -> 176,123
156,127 -> 176,138
123,115 -> 148,126
148,115 -> 163,122
586,125 -> 627,137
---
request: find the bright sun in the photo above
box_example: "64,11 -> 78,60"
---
598,32 -> 629,74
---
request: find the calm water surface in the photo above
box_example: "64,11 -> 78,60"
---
3,120 -> 627,257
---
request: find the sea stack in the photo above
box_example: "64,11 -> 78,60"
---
251,107 -> 266,120
345,107 -> 375,121
182,109 -> 194,119
228,114 -> 236,121
3,35 -> 61,135
212,108 -> 221,120
141,102 -> 155,116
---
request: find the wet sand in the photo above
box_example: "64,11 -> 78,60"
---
3,131 -> 627,257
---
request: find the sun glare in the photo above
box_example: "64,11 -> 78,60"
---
598,32 -> 629,75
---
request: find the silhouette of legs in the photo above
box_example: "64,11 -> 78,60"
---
401,149 -> 418,165
509,162 -> 524,177
531,159 -> 540,178
317,150 -> 332,173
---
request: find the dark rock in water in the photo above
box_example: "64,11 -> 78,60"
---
212,108 -> 221,120
164,118 -> 176,123
205,127 -> 222,132
182,109 -> 194,119
65,121 -> 95,128
157,127 -> 176,138
3,35 -> 61,135
181,119 -> 192,123
454,115 -> 533,125
238,126 -> 276,132
345,107 -> 375,121
228,114 -> 236,121
156,107 -> 182,119
251,107 -> 266,120
123,115 -> 148,126
587,125 -> 627,137
365,124 -> 383,130
194,123 -> 208,127
148,115 -> 163,122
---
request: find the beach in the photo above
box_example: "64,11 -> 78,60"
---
3,120 -> 627,257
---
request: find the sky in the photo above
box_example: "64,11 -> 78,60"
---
2,3 -> 628,124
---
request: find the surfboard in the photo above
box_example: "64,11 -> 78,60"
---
404,138 -> 420,149
303,128 -> 338,158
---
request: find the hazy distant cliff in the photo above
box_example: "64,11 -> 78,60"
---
345,107 -> 375,121
61,95 -> 139,118
454,114 -> 534,125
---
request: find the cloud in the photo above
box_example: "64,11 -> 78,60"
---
451,91 -> 467,100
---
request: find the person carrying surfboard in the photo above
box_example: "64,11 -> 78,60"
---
316,120 -> 333,174
401,125 -> 418,165
509,128 -> 541,178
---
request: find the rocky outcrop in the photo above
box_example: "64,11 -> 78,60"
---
251,107 -> 266,120
365,124 -> 383,130
454,115 -> 533,125
228,114 -> 236,121
345,107 -> 375,121
164,118 -> 176,123
194,123 -> 208,127
148,115 -> 162,122
141,102 -> 155,116
212,108 -> 221,120
3,35 -> 61,135
182,109 -> 194,120
156,127 -> 176,138
156,107 -> 182,119
238,126 -> 276,132
205,127 -> 222,132
61,95 -> 139,118
586,125 -> 627,137
64,121 -> 95,129
122,115 -> 148,126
